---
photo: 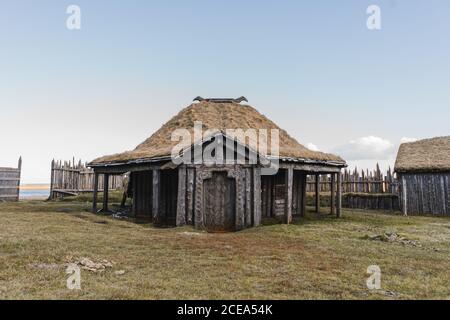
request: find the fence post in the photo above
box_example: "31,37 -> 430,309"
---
93,172 -> 99,213
336,171 -> 342,218
49,159 -> 55,199
330,173 -> 335,215
315,174 -> 320,215
17,157 -> 22,201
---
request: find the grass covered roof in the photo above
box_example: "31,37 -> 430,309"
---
91,101 -> 345,165
395,136 -> 450,173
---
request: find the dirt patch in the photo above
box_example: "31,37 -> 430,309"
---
65,256 -> 114,273
363,232 -> 421,247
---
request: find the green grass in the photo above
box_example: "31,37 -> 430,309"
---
0,200 -> 449,299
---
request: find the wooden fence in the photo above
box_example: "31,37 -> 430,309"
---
307,165 -> 398,194
49,159 -> 125,199
0,157 -> 22,201
306,165 -> 400,211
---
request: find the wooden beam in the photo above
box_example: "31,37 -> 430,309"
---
315,174 -> 320,215
281,163 -> 343,173
285,166 -> 293,224
336,171 -> 342,218
176,166 -> 187,226
253,167 -> 262,227
92,163 -> 163,174
330,174 -> 336,215
0,177 -> 20,181
152,169 -> 161,223
102,173 -> 110,212
92,173 -> 99,213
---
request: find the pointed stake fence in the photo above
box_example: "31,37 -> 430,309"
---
307,165 -> 398,194
306,164 -> 400,211
49,159 -> 125,199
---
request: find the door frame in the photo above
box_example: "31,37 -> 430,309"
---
194,165 -> 246,231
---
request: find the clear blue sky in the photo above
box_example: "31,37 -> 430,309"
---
1,0 -> 449,183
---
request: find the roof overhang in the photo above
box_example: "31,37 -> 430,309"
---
88,132 -> 347,173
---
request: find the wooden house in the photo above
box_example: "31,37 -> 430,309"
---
89,98 -> 346,232
395,136 -> 450,215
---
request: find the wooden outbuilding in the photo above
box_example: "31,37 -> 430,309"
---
0,157 -> 22,201
89,98 -> 346,232
395,136 -> 450,215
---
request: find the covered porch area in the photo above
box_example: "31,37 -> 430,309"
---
261,162 -> 343,223
90,160 -> 180,227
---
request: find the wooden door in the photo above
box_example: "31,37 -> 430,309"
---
203,172 -> 236,232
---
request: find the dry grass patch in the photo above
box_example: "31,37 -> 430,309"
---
0,201 -> 449,299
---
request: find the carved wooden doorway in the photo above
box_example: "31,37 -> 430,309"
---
203,171 -> 236,232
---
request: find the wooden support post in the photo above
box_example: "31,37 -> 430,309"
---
336,171 -> 342,218
186,168 -> 195,225
102,173 -> 109,212
253,167 -> 262,227
401,175 -> 408,216
285,167 -> 293,224
176,166 -> 187,226
268,175 -> 273,218
93,172 -> 99,213
152,169 -> 161,223
301,174 -> 307,217
330,173 -> 336,215
49,159 -> 55,200
235,168 -> 246,231
131,173 -> 137,216
315,174 -> 320,215
245,168 -> 252,228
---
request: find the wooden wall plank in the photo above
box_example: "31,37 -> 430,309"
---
186,168 -> 195,225
285,167 -> 293,224
235,168 -> 245,231
176,166 -> 187,226
152,169 -> 161,223
194,167 -> 204,229
253,167 -> 262,226
0,157 -> 22,201
245,168 -> 253,228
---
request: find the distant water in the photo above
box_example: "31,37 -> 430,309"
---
20,188 -> 50,199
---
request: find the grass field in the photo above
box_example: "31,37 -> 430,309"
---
0,200 -> 449,299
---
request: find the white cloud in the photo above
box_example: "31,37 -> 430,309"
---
306,142 -> 320,151
400,137 -> 418,144
332,136 -> 394,160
